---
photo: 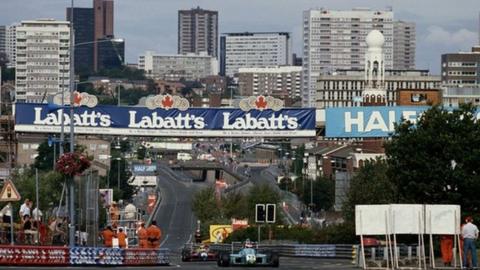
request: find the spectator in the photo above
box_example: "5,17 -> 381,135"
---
51,221 -> 66,246
0,204 -> 12,243
23,215 -> 37,244
117,228 -> 127,248
19,199 -> 31,222
462,216 -> 479,268
32,207 -> 43,221
109,202 -> 120,224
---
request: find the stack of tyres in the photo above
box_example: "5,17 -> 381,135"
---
69,247 -> 123,265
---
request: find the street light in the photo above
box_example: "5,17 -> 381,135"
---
65,0 -> 121,247
113,157 -> 122,191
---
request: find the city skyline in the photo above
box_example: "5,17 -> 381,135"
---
1,0 -> 479,74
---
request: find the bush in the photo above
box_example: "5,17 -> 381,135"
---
313,223 -> 357,244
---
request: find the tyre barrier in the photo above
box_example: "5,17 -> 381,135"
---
0,245 -> 170,266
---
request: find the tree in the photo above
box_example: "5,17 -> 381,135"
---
301,176 -> 335,212
34,141 -> 59,171
342,158 -> 395,223
384,104 -> 480,213
12,169 -> 65,221
246,184 -> 281,223
192,187 -> 219,221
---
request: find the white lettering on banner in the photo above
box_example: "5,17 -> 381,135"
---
365,111 -> 388,132
33,107 -> 111,127
222,112 -> 298,130
127,111 -> 205,129
402,111 -> 418,124
389,110 -> 396,131
345,112 -> 364,132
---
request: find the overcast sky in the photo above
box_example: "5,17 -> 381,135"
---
1,0 -> 479,74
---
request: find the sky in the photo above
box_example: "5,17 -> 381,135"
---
1,0 -> 479,74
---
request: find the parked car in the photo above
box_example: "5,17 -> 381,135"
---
177,152 -> 193,161
197,153 -> 216,161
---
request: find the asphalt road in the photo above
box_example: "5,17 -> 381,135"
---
1,258 -> 358,269
155,167 -> 204,251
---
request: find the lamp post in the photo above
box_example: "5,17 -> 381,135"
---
65,0 -> 119,246
114,157 -> 121,191
304,153 -> 312,209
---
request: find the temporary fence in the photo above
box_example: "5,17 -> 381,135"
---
0,245 -> 170,266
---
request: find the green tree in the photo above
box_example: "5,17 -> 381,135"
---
302,176 -> 335,211
34,141 -> 59,171
384,104 -> 480,213
246,184 -> 280,223
342,158 -> 395,223
192,187 -> 219,221
12,169 -> 65,220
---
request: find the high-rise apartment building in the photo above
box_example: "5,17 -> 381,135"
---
93,0 -> 114,71
5,24 -> 18,68
393,21 -> 416,70
67,7 -> 95,73
220,32 -> 291,78
441,46 -> 480,86
237,66 -> 302,99
15,19 -> 70,103
302,8 -> 394,107
97,38 -> 124,70
178,7 -> 218,57
0,26 -> 6,59
138,51 -> 218,81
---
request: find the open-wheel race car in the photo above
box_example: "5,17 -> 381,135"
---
217,240 -> 279,267
181,243 -> 218,262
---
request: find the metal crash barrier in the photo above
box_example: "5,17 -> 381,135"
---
0,245 -> 170,266
209,243 -> 357,259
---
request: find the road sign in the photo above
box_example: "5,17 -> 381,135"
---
255,203 -> 276,224
0,180 -> 21,202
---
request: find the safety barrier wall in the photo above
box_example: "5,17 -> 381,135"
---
0,245 -> 170,266
209,243 -> 357,260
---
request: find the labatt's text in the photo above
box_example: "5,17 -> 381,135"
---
128,111 -> 205,129
33,107 -> 111,126
222,112 -> 298,129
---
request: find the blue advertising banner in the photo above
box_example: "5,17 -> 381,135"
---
325,106 -> 431,138
14,103 -> 316,137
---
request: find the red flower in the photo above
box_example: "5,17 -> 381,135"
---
55,152 -> 91,177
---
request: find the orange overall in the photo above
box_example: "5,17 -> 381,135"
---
138,227 -> 148,248
146,225 -> 162,248
440,235 -> 454,265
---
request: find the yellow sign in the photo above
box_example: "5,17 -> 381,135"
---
0,180 -> 21,202
209,225 -> 233,243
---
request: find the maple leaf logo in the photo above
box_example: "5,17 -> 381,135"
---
255,96 -> 268,110
161,95 -> 174,109
73,92 -> 82,106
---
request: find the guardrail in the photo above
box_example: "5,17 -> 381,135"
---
208,243 -> 357,260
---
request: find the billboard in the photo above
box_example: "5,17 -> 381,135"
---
326,106 -> 430,138
14,103 -> 316,137
209,225 -> 233,243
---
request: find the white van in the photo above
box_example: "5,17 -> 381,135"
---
177,152 -> 193,161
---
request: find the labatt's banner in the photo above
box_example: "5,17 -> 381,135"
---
326,106 -> 430,138
14,103 -> 316,137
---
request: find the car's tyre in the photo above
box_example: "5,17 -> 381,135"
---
218,253 -> 230,267
270,253 -> 279,268
181,252 -> 189,262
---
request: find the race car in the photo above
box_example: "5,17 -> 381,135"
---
217,240 -> 279,267
181,243 -> 218,262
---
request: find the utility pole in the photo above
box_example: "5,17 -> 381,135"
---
68,0 -> 76,247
